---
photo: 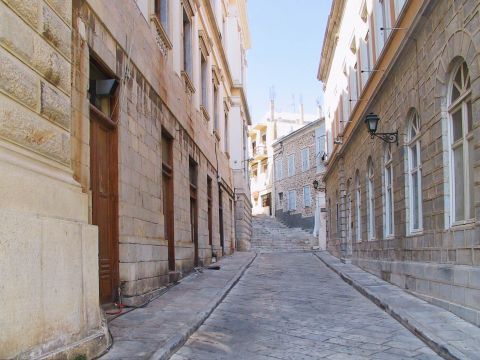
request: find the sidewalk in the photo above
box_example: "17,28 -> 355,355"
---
100,252 -> 256,360
315,251 -> 480,360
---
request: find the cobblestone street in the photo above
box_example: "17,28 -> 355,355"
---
171,252 -> 440,360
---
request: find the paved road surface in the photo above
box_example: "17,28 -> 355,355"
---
171,252 -> 440,360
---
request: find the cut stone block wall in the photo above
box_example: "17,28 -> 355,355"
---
0,0 -> 106,358
324,0 -> 480,326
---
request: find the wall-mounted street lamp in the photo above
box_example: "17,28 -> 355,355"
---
364,112 -> 398,145
313,180 -> 326,192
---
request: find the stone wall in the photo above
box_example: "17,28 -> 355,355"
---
273,124 -> 324,231
72,0 -> 236,306
0,0 -> 106,358
325,0 -> 480,326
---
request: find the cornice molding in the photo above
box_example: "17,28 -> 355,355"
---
322,0 -> 431,181
182,0 -> 195,18
198,29 -> 212,58
318,0 -> 346,82
203,0 -> 234,88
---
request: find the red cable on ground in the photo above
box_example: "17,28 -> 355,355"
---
105,303 -> 126,315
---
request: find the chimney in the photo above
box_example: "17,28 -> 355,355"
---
316,98 -> 323,119
317,104 -> 323,118
269,86 -> 275,122
270,98 -> 275,123
300,102 -> 304,125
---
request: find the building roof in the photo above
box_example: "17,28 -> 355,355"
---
317,0 -> 346,83
272,118 -> 324,148
260,111 -> 317,124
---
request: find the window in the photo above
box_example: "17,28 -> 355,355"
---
301,148 -> 310,172
251,164 -> 257,178
155,0 -> 168,32
275,158 -> 283,180
224,111 -> 229,153
384,146 -> 394,237
287,154 -> 295,176
349,63 -> 359,111
278,192 -> 283,206
182,9 -> 192,78
355,171 -> 362,242
213,84 -> 219,131
261,159 -> 267,173
407,110 -> 422,232
374,0 -> 392,58
342,90 -> 350,126
359,36 -> 370,88
394,0 -> 407,18
336,191 -> 340,235
303,186 -> 311,207
200,53 -> 208,109
288,190 -> 297,211
315,126 -> 325,173
346,180 -> 352,243
449,61 -> 474,223
367,158 -> 375,240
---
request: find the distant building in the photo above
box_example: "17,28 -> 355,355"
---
248,102 -> 316,215
318,0 -> 480,326
272,118 -> 327,249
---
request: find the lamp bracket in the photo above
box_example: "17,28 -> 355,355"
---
370,131 -> 398,145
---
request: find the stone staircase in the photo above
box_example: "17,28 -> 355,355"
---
251,215 -> 318,253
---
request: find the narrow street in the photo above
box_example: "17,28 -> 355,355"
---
171,251 -> 440,360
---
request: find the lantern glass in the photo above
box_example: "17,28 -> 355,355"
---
365,113 -> 379,134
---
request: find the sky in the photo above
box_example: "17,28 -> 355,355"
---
246,0 -> 332,123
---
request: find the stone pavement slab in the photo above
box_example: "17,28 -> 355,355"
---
315,251 -> 480,360
99,252 -> 256,360
171,252 -> 440,360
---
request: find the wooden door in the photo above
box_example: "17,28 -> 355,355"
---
207,177 -> 213,246
218,189 -> 224,254
190,193 -> 198,266
90,110 -> 118,305
189,160 -> 198,266
162,133 -> 175,271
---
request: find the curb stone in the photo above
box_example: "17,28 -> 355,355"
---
149,252 -> 257,360
314,251 -> 480,360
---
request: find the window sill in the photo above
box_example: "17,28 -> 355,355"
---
150,15 -> 172,56
450,220 -> 476,230
406,229 -> 424,237
181,71 -> 195,95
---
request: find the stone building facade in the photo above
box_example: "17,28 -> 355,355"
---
248,103 -> 316,216
318,0 -> 480,326
0,0 -> 251,358
272,119 -> 327,249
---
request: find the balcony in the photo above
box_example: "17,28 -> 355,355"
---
253,144 -> 267,159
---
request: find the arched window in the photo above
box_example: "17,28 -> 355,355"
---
407,110 -> 422,232
384,146 -> 394,237
355,171 -> 361,242
449,61 -> 474,223
367,158 -> 375,240
336,190 -> 340,236
346,179 -> 352,244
